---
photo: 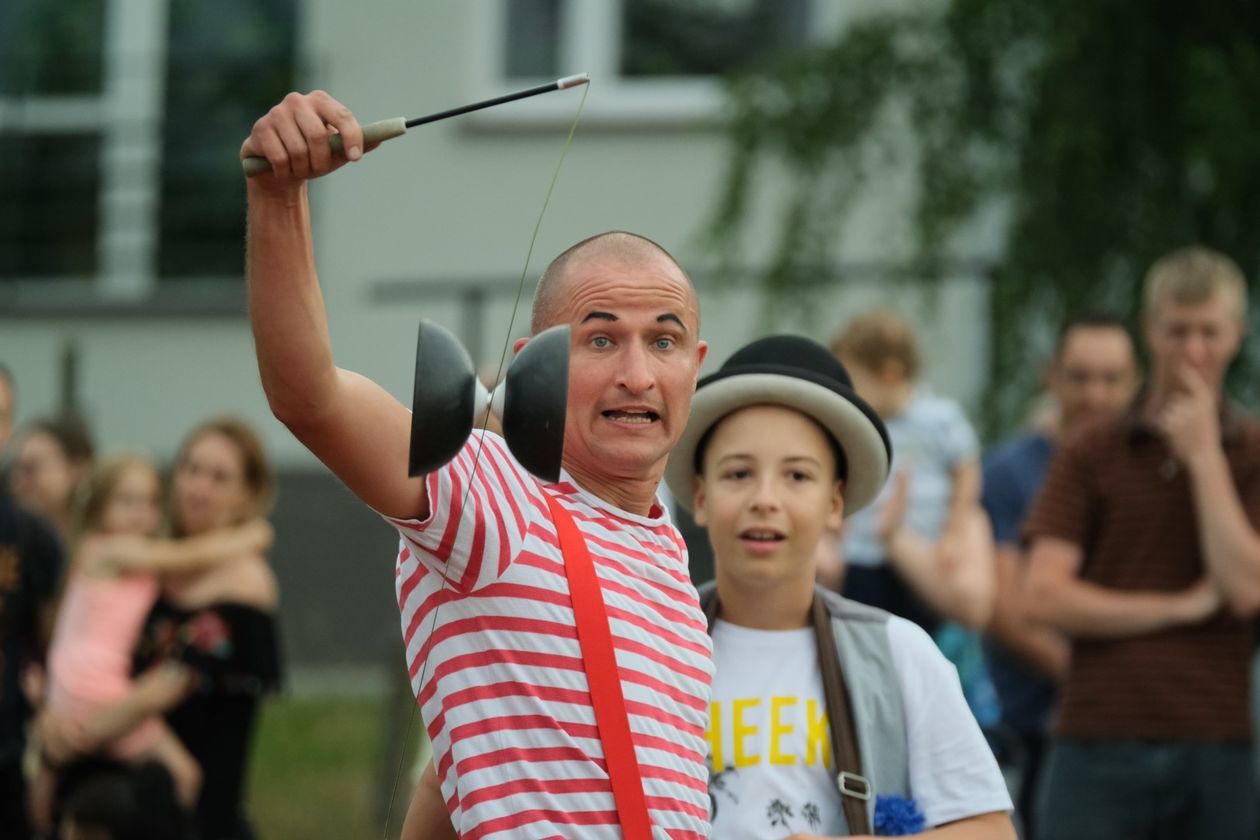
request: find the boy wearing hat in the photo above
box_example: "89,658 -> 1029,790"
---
665,335 -> 1013,838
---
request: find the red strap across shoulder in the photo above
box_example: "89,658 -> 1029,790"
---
545,492 -> 654,840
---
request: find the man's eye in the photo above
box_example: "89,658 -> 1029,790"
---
655,337 -> 675,350
592,336 -> 611,348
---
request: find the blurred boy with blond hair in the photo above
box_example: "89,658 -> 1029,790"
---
827,311 -> 993,633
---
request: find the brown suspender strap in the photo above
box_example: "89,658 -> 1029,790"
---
812,592 -> 871,833
545,493 -> 654,840
702,585 -> 721,631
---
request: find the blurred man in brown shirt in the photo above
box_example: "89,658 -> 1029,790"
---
1025,247 -> 1260,840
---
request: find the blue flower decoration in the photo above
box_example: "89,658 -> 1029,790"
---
873,793 -> 925,836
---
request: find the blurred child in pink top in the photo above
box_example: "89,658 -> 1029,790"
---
37,455 -> 271,818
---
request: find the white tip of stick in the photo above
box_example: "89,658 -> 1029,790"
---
557,73 -> 591,89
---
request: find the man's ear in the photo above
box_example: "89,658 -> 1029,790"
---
691,477 -> 708,527
827,481 -> 845,531
512,336 -> 529,355
1226,315 -> 1246,360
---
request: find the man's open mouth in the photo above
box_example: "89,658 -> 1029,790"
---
603,409 -> 660,424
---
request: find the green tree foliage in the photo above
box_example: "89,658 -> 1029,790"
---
708,0 -> 1260,436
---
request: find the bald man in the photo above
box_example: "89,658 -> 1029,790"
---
243,92 -> 712,837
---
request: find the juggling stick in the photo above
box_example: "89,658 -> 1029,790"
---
242,74 -> 590,177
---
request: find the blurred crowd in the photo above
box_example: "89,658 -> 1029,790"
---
2,244 -> 1257,839
0,380 -> 282,840
804,246 -> 1259,838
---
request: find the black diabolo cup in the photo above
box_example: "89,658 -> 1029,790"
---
407,320 -> 569,482
501,324 -> 569,482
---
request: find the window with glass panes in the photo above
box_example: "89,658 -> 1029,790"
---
478,0 -> 811,126
0,0 -> 296,298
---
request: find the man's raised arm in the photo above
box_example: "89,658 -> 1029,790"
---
243,91 -> 429,521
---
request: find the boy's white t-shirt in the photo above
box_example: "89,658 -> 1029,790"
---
706,616 -> 1011,838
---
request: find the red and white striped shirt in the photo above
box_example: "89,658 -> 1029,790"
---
385,431 -> 714,838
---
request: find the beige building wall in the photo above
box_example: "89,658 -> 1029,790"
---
1,0 -> 996,469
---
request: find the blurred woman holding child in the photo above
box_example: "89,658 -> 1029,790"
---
35,452 -> 272,834
143,416 -> 284,840
29,416 -> 282,840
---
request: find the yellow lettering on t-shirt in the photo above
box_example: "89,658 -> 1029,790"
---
769,696 -> 797,766
805,698 -> 832,769
706,701 -> 724,771
733,698 -> 760,768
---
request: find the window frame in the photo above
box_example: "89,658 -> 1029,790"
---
0,0 -> 173,306
465,0 -> 840,129
0,0 -> 287,314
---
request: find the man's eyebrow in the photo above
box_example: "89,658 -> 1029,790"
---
578,311 -> 688,330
